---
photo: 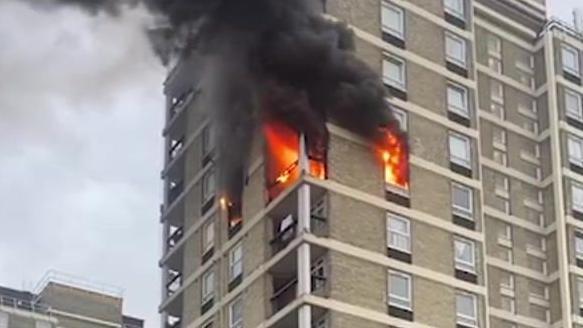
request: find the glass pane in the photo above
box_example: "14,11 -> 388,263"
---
382,6 -> 402,36
389,216 -> 408,233
455,240 -> 473,262
450,135 -> 469,161
453,185 -> 471,210
456,294 -> 476,317
389,274 -> 409,298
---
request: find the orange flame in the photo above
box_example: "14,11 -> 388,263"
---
381,130 -> 409,190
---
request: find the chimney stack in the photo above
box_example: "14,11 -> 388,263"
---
575,7 -> 583,34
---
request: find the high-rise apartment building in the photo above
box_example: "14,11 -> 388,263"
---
0,271 -> 144,328
159,0 -> 583,327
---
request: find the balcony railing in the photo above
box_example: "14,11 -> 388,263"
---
270,274 -> 327,312
169,137 -> 185,161
167,227 -> 184,250
167,181 -> 184,205
0,295 -> 51,316
168,88 -> 194,120
270,215 -> 327,255
166,272 -> 182,297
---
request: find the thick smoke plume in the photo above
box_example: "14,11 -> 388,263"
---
36,0 -> 403,202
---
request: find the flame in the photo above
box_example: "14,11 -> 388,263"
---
381,130 -> 409,190
263,120 -> 327,202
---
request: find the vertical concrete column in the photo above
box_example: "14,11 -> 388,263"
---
297,134 -> 312,328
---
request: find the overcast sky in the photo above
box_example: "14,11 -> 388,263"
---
0,1 -> 579,327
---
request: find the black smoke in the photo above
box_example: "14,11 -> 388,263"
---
33,0 -> 403,203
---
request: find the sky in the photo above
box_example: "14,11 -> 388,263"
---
0,1 -> 579,328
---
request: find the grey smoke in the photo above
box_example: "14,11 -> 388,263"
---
26,0 -> 403,202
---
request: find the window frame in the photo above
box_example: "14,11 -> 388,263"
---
229,242 -> 243,281
203,219 -> 215,253
448,132 -> 472,168
387,270 -> 413,311
383,56 -> 407,91
569,134 -> 583,167
451,183 -> 474,219
381,2 -> 405,40
201,269 -> 215,303
392,106 -> 408,132
202,125 -> 215,158
445,32 -> 467,68
447,83 -> 470,118
454,237 -> 476,273
572,182 -> 583,213
202,170 -> 216,204
387,213 -> 411,253
229,297 -> 243,328
565,88 -> 583,121
562,44 -> 581,77
576,231 -> 583,260
456,292 -> 478,327
444,0 -> 465,21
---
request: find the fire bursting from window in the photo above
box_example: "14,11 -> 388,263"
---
264,120 -> 327,202
381,128 -> 409,191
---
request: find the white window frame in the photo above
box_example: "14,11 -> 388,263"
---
566,88 -> 583,121
383,56 -> 406,91
562,44 -> 581,77
449,132 -> 472,168
446,32 -> 467,68
444,0 -> 465,20
392,106 -> 408,131
229,242 -> 243,280
569,135 -> 583,167
203,219 -> 215,253
202,269 -> 215,303
447,83 -> 470,118
454,237 -> 476,273
202,170 -> 216,204
578,278 -> 583,310
388,271 -> 413,310
387,213 -> 411,253
202,125 -> 215,158
229,297 -> 243,328
452,183 -> 473,219
456,292 -> 478,328
572,182 -> 583,213
381,3 -> 404,40
576,231 -> 583,260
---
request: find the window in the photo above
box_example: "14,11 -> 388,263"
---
447,83 -> 470,117
452,183 -> 473,219
229,242 -> 243,280
202,125 -> 215,158
492,126 -> 506,147
578,279 -> 583,309
383,57 -> 406,90
449,133 -> 472,168
229,297 -> 243,328
382,3 -> 404,39
202,269 -> 215,303
529,303 -> 549,322
392,107 -> 408,131
576,231 -> 583,260
569,135 -> 583,167
388,271 -> 412,310
444,0 -> 465,20
572,182 -> 583,212
202,170 -> 216,204
529,280 -> 548,301
501,295 -> 515,313
203,220 -> 215,252
35,321 -> 51,328
446,32 -> 467,67
566,89 -> 583,121
487,34 -> 502,73
498,222 -> 512,243
456,292 -> 478,327
387,213 -> 411,253
562,44 -> 580,76
490,80 -> 504,104
454,237 -> 476,273
0,313 -> 8,328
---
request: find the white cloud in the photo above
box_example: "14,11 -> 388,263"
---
0,1 -> 164,327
